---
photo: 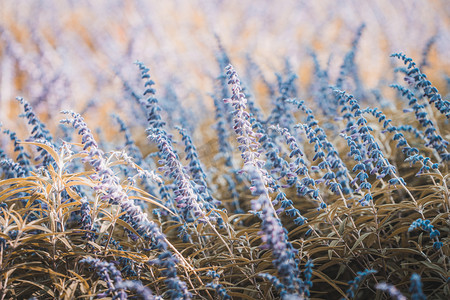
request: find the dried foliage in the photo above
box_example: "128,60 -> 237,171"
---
0,1 -> 449,299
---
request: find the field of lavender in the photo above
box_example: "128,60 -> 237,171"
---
0,1 -> 449,299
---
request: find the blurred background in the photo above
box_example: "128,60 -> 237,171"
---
0,0 -> 449,144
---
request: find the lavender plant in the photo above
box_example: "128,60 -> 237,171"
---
225,64 -> 309,298
391,53 -> 450,119
61,110 -> 192,299
0,11 -> 449,299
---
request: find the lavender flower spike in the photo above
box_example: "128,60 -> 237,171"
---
80,256 -> 127,299
116,280 -> 161,300
246,165 -> 305,298
345,269 -> 377,299
147,127 -> 206,222
409,273 -> 426,300
224,65 -> 271,187
61,111 -> 191,300
376,283 -> 407,300
225,65 -> 306,298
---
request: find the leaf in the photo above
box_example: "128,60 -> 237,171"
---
57,236 -> 74,250
15,279 -> 55,298
196,222 -> 205,235
308,246 -> 338,256
64,178 -> 96,189
313,269 -> 347,298
20,232 -> 72,244
419,261 -> 448,277
115,219 -> 141,238
59,200 -> 82,214
16,265 -> 68,278
99,221 -> 112,234
0,177 -> 41,188
21,141 -> 61,167
21,224 -> 52,234
65,282 -> 79,300
235,227 -> 260,237
0,186 -> 35,202
338,217 -> 348,235
65,151 -> 88,163
63,187 -> 83,200
87,241 -> 102,251
351,232 -> 374,251
227,291 -> 261,300
67,270 -> 90,292
127,195 -> 175,216
328,239 -> 342,259
210,209 -> 229,224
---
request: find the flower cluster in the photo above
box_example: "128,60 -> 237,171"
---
3,129 -> 32,176
17,97 -> 56,167
272,124 -> 324,213
223,173 -> 243,213
134,61 -> 167,130
226,66 -> 304,223
363,106 -> 441,174
81,255 -> 160,299
116,280 -> 160,300
390,84 -> 448,160
0,158 -> 27,179
114,115 -> 145,165
113,114 -> 160,202
252,118 -> 288,179
420,35 -> 437,68
148,127 -> 205,222
61,111 -> 190,299
335,23 -> 366,99
287,99 -> 356,206
224,65 -> 273,192
0,121 -> 47,180
246,165 -> 305,299
134,62 -> 207,224
226,65 -> 307,298
79,197 -> 94,241
409,273 -> 426,300
268,72 -> 297,132
215,42 -> 235,131
345,269 -> 377,299
391,52 -> 449,119
148,251 -> 192,299
303,260 -> 314,297
162,86 -> 195,132
375,283 -> 406,300
176,126 -> 220,210
80,256 -> 127,300
245,89 -> 264,124
289,99 -> 353,196
206,271 -> 231,300
212,94 -> 233,167
249,121 -> 306,219
309,50 -> 334,116
335,90 -> 405,189
408,218 -> 443,250
107,238 -> 138,277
